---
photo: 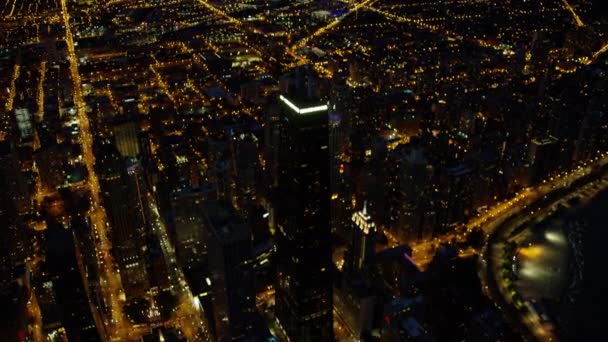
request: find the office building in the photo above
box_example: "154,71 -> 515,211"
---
204,201 -> 256,342
97,142 -> 150,299
113,118 -> 140,159
269,67 -> 333,342
346,201 -> 375,273
529,135 -> 559,183
44,221 -> 99,341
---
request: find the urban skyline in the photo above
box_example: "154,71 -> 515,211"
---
0,0 -> 607,341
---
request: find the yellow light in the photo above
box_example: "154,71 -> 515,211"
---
519,245 -> 543,259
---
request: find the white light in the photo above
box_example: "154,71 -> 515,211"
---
206,277 -> 211,286
300,105 -> 329,114
279,95 -> 328,115
545,230 -> 565,245
192,296 -> 201,308
279,95 -> 299,113
263,212 -> 270,218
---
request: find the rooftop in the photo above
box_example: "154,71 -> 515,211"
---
203,201 -> 251,245
279,94 -> 328,115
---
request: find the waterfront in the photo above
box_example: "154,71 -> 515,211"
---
561,189 -> 608,340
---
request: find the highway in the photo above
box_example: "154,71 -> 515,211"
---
403,152 -> 608,269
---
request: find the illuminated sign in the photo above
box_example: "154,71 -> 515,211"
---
279,95 -> 328,114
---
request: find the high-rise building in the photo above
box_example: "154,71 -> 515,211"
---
268,68 -> 333,341
573,111 -> 607,162
389,142 -> 435,242
14,108 -> 33,144
203,201 -> 256,342
0,141 -> 29,285
437,162 -> 474,231
137,131 -> 152,166
97,142 -> 150,299
328,86 -> 347,236
208,131 -> 233,201
529,135 -> 559,183
171,189 -> 206,270
0,140 -> 30,215
346,202 -> 376,273
233,132 -> 259,217
35,143 -> 66,191
43,220 -> 99,341
113,117 -> 140,159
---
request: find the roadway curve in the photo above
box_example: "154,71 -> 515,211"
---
479,156 -> 608,341
408,152 -> 608,268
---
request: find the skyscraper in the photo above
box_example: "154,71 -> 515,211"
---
328,86 -> 346,236
203,201 -> 256,342
269,68 -> 333,341
97,142 -> 150,299
529,135 -> 559,183
347,202 -> 375,273
112,117 -> 140,159
0,140 -> 29,288
44,220 -> 99,341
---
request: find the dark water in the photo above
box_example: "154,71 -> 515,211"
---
563,189 -> 608,341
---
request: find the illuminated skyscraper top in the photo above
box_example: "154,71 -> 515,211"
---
352,201 -> 375,234
270,66 -> 333,342
348,201 -> 376,272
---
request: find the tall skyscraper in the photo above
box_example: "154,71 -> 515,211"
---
346,202 -> 375,273
171,189 -> 206,270
44,220 -> 99,341
97,142 -> 150,299
389,142 -> 436,242
0,140 -> 29,286
203,201 -> 256,342
233,132 -> 259,217
13,107 -> 33,144
0,140 -> 30,216
328,86 -> 346,236
112,117 -> 140,159
268,67 -> 333,341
